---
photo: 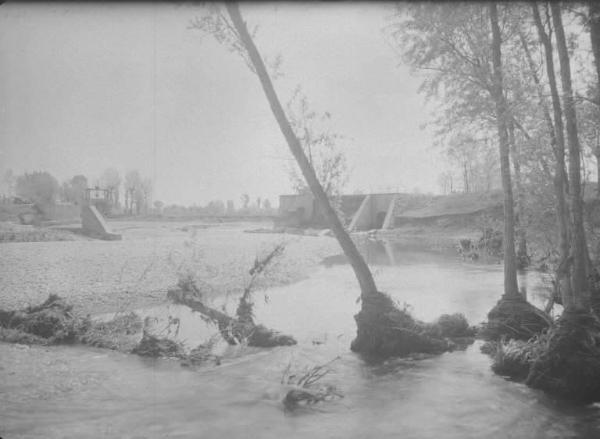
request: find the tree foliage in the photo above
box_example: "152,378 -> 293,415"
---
16,171 -> 60,206
61,174 -> 88,205
285,87 -> 348,196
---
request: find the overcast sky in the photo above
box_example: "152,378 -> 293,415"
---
0,2 -> 442,206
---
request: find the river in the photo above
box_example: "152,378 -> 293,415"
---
2,235 -> 600,438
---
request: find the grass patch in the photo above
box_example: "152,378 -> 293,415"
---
483,311 -> 600,403
0,222 -> 78,243
79,312 -> 143,351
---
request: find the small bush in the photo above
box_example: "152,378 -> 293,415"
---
131,330 -> 186,358
427,313 -> 476,338
491,339 -> 533,380
0,295 -> 80,344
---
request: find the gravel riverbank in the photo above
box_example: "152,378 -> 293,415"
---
0,221 -> 338,315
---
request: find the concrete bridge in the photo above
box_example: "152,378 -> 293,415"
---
278,192 -> 403,231
278,190 -> 505,231
347,193 -> 398,231
81,187 -> 121,240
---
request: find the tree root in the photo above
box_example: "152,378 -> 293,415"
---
526,311 -> 600,402
351,292 -> 475,358
481,295 -> 551,341
484,311 -> 600,403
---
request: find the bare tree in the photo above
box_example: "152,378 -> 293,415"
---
139,178 -> 153,215
100,168 -> 121,208
286,86 -> 348,196
240,193 -> 250,210
2,169 -> 15,197
437,171 -> 454,195
124,170 -> 142,215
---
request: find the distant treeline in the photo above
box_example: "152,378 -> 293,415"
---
1,169 -> 275,217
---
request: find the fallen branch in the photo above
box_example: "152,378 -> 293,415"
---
167,281 -> 296,348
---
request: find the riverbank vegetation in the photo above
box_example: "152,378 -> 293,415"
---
391,2 -> 600,401
0,243 -> 299,366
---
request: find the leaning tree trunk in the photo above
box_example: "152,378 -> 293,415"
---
482,4 -> 550,341
532,3 -> 573,307
224,3 -> 376,300
225,3 -> 431,357
551,3 -> 591,312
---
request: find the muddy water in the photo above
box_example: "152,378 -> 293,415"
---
2,239 -> 600,438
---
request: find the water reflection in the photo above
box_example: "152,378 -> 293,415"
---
322,238 -> 495,267
321,238 -> 553,321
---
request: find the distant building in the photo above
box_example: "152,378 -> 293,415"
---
85,186 -> 113,215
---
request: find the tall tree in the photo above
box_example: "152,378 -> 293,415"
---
490,3 -> 520,297
507,120 -> 529,268
139,177 -> 153,215
390,3 -> 552,339
551,3 -> 591,311
531,3 -> 572,304
586,3 -> 600,196
240,193 -> 250,210
590,2 -> 600,94
70,175 -> 88,205
124,170 -> 142,215
523,5 -> 600,402
2,169 -> 15,197
100,168 -> 121,208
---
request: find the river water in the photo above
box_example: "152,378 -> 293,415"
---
2,237 -> 600,438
